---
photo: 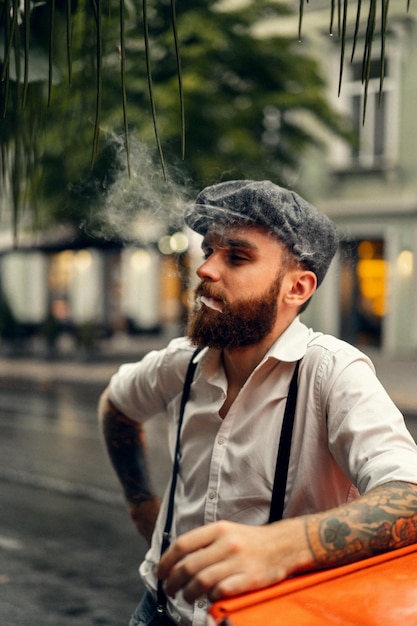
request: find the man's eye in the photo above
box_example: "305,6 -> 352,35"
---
229,253 -> 249,263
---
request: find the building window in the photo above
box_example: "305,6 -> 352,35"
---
330,38 -> 401,171
339,239 -> 386,347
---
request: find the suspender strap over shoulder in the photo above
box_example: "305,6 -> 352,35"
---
268,359 -> 301,523
157,347 -> 201,610
160,347 -> 201,555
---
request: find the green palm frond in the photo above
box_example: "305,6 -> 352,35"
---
119,0 -> 130,177
47,0 -> 55,105
170,0 -> 185,160
66,0 -> 73,84
1,0 -> 408,155
142,0 -> 167,178
0,0 -> 412,238
91,0 -> 103,166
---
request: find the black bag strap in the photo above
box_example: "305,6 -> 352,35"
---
268,359 -> 301,523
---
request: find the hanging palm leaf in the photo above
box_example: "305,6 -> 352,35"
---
0,0 -> 412,238
1,0 -> 409,157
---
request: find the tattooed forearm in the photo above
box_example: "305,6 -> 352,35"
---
98,388 -> 161,541
101,400 -> 153,502
305,481 -> 417,568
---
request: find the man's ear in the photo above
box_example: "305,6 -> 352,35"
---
283,270 -> 317,308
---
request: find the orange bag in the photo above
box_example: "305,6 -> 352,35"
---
208,544 -> 417,625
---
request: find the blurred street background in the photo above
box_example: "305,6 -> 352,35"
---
2,0 -> 417,624
0,335 -> 170,626
1,333 -> 417,626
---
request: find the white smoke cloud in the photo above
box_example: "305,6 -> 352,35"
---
93,134 -> 197,245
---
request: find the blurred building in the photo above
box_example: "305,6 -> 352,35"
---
0,229 -> 191,353
2,0 -> 417,356
260,0 -> 417,355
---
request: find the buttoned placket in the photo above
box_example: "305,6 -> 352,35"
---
192,597 -> 208,626
190,390 -> 235,626
203,389 -> 234,524
202,354 -> 279,527
190,354 -> 278,626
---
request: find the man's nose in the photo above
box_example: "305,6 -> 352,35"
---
196,254 -> 221,281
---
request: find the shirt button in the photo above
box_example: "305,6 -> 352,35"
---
217,436 -> 225,445
197,600 -> 206,609
208,490 -> 216,500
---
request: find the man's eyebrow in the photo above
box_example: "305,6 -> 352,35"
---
202,235 -> 259,251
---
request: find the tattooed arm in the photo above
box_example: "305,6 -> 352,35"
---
305,480 -> 417,566
98,387 -> 161,544
157,481 -> 417,603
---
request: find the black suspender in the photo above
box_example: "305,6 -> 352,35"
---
160,348 -> 201,558
156,348 -> 201,613
157,352 -> 300,612
268,359 -> 300,523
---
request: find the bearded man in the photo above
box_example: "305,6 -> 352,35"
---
98,180 -> 417,626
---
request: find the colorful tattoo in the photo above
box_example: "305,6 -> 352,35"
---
305,482 -> 417,567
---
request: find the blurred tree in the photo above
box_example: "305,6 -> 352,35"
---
147,0 -> 349,185
1,0 -> 353,237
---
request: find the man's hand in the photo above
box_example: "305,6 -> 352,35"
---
158,482 -> 417,604
157,518 -> 310,603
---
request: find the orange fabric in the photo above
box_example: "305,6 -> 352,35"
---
209,544 -> 417,625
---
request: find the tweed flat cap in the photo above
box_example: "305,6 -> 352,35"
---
184,179 -> 338,286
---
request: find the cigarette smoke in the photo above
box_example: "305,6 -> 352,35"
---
87,133 -> 197,245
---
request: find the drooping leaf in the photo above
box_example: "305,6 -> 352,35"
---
119,0 -> 130,177
48,0 -> 55,105
170,0 -> 185,159
142,0 -> 167,178
91,0 -> 103,167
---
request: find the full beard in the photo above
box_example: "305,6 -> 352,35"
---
187,278 -> 282,350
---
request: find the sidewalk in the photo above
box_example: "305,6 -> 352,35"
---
0,333 -> 170,389
0,338 -> 417,413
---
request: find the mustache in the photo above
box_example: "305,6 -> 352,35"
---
195,283 -> 226,302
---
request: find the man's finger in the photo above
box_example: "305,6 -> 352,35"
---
158,523 -> 221,579
177,560 -> 241,603
161,539 -> 235,599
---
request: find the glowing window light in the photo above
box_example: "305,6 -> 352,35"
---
397,250 -> 413,278
74,250 -> 92,271
357,258 -> 387,317
158,236 -> 173,255
170,231 -> 189,253
130,249 -> 152,271
158,232 -> 189,255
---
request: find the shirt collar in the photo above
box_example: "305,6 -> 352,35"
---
264,316 -> 310,363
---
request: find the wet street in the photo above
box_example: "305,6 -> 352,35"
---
0,378 -> 171,626
1,369 -> 417,626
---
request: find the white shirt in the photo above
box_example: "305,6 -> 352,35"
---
109,317 -> 417,626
